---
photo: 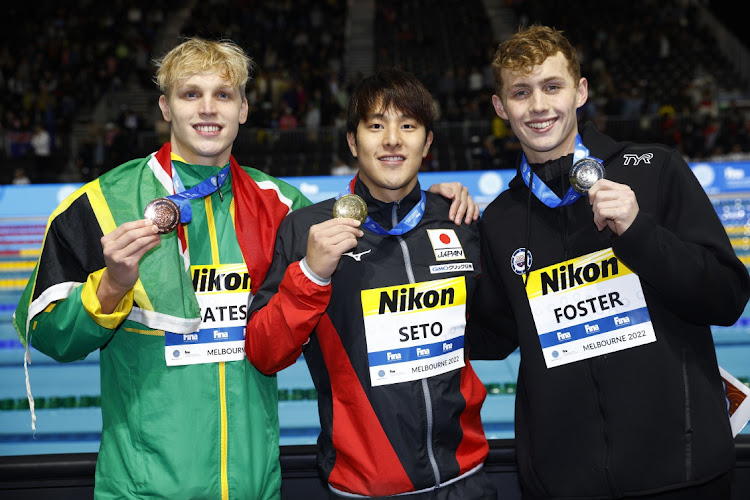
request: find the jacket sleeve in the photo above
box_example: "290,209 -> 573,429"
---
245,214 -> 331,374
29,276 -> 130,362
466,219 -> 519,360
14,193 -> 131,362
612,150 -> 750,326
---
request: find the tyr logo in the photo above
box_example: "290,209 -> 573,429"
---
622,153 -> 653,165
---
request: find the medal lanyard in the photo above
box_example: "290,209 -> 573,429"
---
520,134 -> 599,208
339,179 -> 426,236
166,164 -> 229,223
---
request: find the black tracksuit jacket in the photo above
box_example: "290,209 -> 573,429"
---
469,122 -> 750,498
247,178 -> 489,497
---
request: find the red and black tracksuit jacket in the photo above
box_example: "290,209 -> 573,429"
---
246,179 -> 488,497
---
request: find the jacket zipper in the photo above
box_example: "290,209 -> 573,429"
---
564,201 -> 616,496
589,359 -> 617,496
206,195 -> 230,500
393,200 -> 441,488
561,203 -> 570,261
682,348 -> 693,481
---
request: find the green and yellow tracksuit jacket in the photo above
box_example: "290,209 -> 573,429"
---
14,149 -> 310,499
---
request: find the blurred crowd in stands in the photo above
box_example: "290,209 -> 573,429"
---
2,0 -> 750,185
517,0 -> 750,160
1,0 -> 180,184
181,0 -> 351,132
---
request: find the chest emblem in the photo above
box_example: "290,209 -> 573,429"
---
427,229 -> 465,261
511,248 -> 532,275
343,248 -> 372,261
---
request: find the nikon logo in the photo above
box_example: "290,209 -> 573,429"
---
192,268 -> 250,293
379,286 -> 455,314
541,257 -> 619,295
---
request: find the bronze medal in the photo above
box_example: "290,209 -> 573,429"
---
569,158 -> 606,194
144,198 -> 180,234
333,194 -> 368,224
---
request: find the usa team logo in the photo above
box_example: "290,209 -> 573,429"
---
511,248 -> 532,275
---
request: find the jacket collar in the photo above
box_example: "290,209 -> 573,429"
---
508,122 -> 631,195
353,176 -> 422,230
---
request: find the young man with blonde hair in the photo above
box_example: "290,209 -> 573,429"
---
469,24 -> 750,499
14,37 -> 310,499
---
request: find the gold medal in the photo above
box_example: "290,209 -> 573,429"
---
569,158 -> 605,194
144,198 -> 180,234
333,194 -> 368,224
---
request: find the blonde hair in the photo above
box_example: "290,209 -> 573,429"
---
492,25 -> 580,93
153,37 -> 254,97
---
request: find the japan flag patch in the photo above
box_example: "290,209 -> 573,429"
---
427,229 -> 465,261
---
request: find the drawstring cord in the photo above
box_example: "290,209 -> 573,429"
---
523,173 -> 533,287
523,156 -> 574,286
24,332 -> 37,432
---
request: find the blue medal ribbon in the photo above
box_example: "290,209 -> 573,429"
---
167,165 -> 229,223
337,187 -> 426,236
520,134 -> 602,208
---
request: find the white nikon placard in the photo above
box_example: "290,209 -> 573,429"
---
525,248 -> 656,368
361,277 -> 467,386
165,263 -> 250,366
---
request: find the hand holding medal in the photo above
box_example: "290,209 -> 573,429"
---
587,175 -> 640,236
300,195 -> 365,280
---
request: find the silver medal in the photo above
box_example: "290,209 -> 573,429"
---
569,158 -> 605,194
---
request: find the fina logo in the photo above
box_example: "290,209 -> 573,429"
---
511,248 -> 532,275
172,350 -> 180,358
378,370 -> 386,378
691,164 -> 715,188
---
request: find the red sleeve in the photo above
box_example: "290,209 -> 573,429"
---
245,261 -> 331,374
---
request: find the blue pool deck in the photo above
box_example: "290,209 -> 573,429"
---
1,189 -> 749,457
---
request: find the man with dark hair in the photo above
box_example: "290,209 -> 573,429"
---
246,69 -> 497,499
469,24 -> 750,499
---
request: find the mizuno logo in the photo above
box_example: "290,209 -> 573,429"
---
622,153 -> 653,165
343,249 -> 372,261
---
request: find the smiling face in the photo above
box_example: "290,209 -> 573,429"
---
347,104 -> 433,203
492,52 -> 587,164
158,72 -> 248,166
